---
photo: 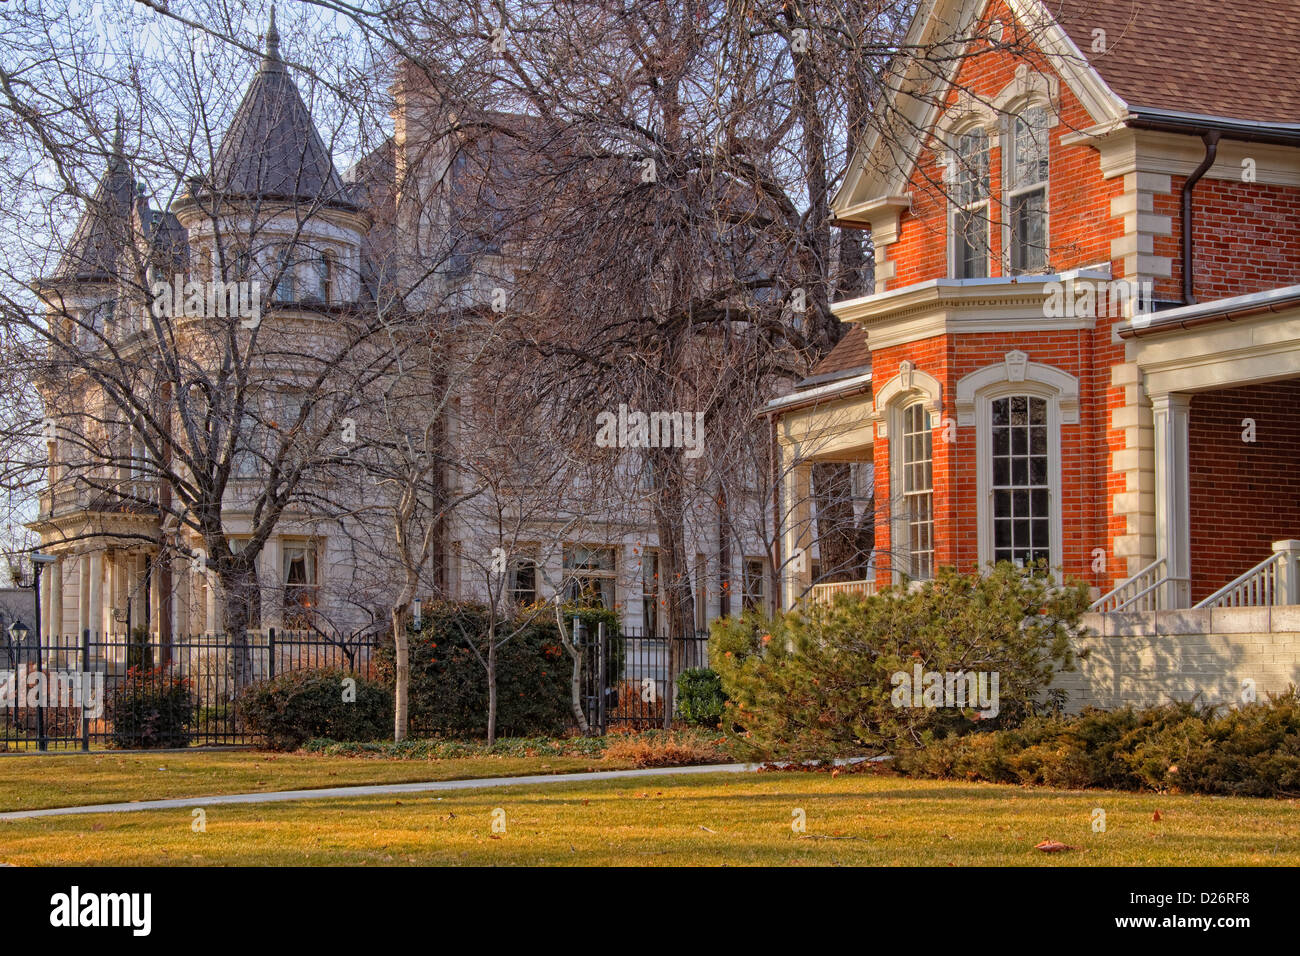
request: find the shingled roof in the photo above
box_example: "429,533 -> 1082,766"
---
203,7 -> 354,210
49,118 -> 138,284
807,325 -> 871,382
1053,0 -> 1300,124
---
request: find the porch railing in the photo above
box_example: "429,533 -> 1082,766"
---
1090,557 -> 1176,612
1193,540 -> 1300,609
809,578 -> 878,605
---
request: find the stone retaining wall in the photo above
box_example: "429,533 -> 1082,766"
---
1055,607 -> 1300,711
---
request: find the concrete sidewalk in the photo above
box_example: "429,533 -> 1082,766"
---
0,763 -> 757,821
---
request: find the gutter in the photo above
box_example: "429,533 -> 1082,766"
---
1117,288 -> 1300,339
1126,107 -> 1300,147
757,374 -> 873,419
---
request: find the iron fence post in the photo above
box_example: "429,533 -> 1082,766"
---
80,628 -> 90,751
597,621 -> 607,735
268,627 -> 276,681
662,635 -> 672,731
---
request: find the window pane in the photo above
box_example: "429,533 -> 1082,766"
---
993,457 -> 1009,486
992,398 -> 1009,427
1029,455 -> 1047,485
1012,188 -> 1048,273
955,131 -> 990,205
1013,107 -> 1050,190
1029,396 -> 1047,425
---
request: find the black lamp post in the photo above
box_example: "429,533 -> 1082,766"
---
7,618 -> 28,666
28,552 -> 55,751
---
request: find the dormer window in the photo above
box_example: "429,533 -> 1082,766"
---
951,129 -> 990,279
1009,106 -> 1050,274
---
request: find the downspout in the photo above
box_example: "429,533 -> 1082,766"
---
1181,132 -> 1221,304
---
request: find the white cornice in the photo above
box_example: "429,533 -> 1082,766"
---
833,194 -> 911,239
831,273 -> 1107,349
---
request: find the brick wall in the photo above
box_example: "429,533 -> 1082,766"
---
857,0 -> 1300,597
887,1 -> 1122,288
1188,381 -> 1300,601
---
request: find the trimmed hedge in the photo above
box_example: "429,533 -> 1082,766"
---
107,666 -> 197,749
675,667 -> 726,727
373,601 -> 622,738
237,668 -> 392,751
898,689 -> 1300,797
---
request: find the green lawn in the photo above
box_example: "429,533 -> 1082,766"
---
2,769 -> 1296,866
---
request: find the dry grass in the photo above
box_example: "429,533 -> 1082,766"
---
600,729 -> 727,768
2,769 -> 1297,866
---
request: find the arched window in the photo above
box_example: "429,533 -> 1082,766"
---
1009,106 -> 1050,274
957,352 -> 1077,572
991,394 -> 1050,566
900,401 -> 935,579
951,129 -> 990,279
874,361 -> 943,584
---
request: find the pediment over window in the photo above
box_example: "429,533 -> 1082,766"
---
870,360 -> 943,437
955,352 -> 1079,426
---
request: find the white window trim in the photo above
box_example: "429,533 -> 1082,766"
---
873,361 -> 944,584
893,400 -> 935,581
956,352 -> 1078,573
994,68 -> 1059,275
1003,109 -> 1052,275
943,126 -> 993,280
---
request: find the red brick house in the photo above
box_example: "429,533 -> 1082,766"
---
770,0 -> 1300,673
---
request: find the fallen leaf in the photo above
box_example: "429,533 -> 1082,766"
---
1035,840 -> 1078,853
1152,810 -> 1162,822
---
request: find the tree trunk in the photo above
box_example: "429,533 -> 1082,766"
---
217,562 -> 258,696
393,607 -> 409,743
486,635 -> 498,746
555,604 -> 589,734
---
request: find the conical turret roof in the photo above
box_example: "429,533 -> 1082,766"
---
49,113 -> 138,284
204,6 -> 354,210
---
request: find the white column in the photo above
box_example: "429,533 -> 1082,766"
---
87,551 -> 103,637
171,554 -> 190,638
39,560 -> 52,638
148,554 -> 161,637
76,554 -> 89,637
261,537 -> 282,629
108,551 -> 124,636
204,572 -> 218,634
779,448 -> 813,610
48,558 -> 63,639
1151,393 -> 1191,608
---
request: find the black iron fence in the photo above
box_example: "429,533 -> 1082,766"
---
1,622 -> 712,750
578,623 -> 710,733
0,630 -> 379,751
